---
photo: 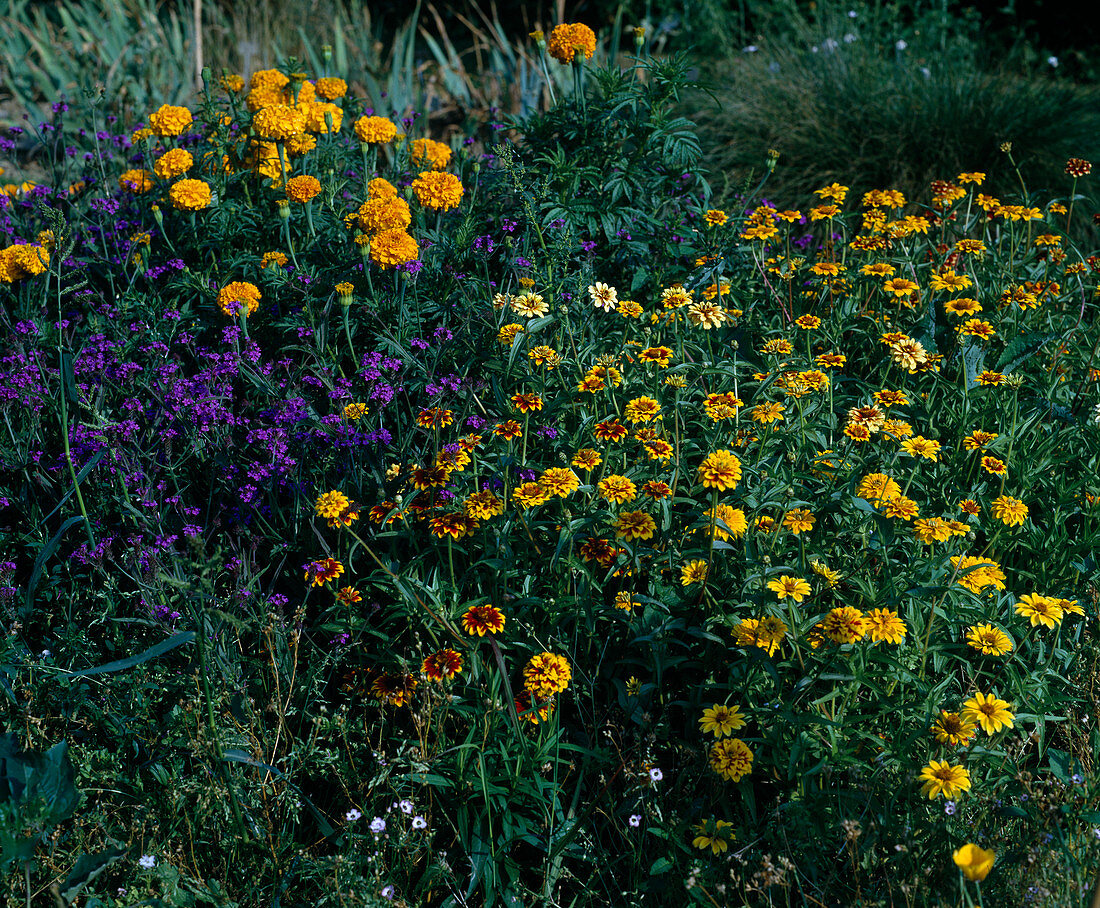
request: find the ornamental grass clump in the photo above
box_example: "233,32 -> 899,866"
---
0,29 -> 1098,908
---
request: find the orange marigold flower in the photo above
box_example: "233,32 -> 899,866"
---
169,178 -> 212,211
354,115 -> 397,144
369,228 -> 419,269
547,22 -> 597,64
286,174 -> 322,202
148,103 -> 193,137
411,170 -> 464,211
217,280 -> 262,317
408,137 -> 452,170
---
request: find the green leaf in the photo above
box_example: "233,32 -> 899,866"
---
23,516 -> 85,617
648,857 -> 673,875
60,847 -> 128,901
66,632 -> 195,678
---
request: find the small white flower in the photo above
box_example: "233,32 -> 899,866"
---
848,9 -> 858,17
843,32 -> 857,43
412,815 -> 428,829
648,767 -> 663,782
370,817 -> 386,834
1090,402 -> 1100,425
895,39 -> 908,51
742,45 -> 758,53
1047,55 -> 1059,67
629,814 -> 642,827
138,855 -> 156,869
398,798 -> 414,814
823,38 -> 838,51
811,45 -> 819,53
920,66 -> 931,79
381,885 -> 395,900
345,808 -> 362,822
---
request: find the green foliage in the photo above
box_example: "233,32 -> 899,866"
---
511,52 -> 715,289
687,0 -> 1100,220
0,736 -> 80,870
1,29 -> 1100,908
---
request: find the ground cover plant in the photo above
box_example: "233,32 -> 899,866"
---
1,18 -> 1100,908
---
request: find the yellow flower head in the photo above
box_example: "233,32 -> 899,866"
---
411,170 -> 464,211
698,449 -> 742,491
547,22 -> 597,64
523,651 -> 572,697
953,844 -> 995,882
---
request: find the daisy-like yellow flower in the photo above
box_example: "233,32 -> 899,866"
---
822,606 -> 866,644
1014,593 -> 1063,628
965,624 -> 1013,656
708,738 -> 754,782
883,496 -> 919,520
816,352 -> 847,368
512,482 -> 550,509
315,490 -> 350,519
699,704 -> 746,738
429,513 -> 478,540
959,319 -> 996,340
511,292 -> 549,318
598,475 -> 637,505
751,402 -> 785,424
733,616 -> 788,656
692,819 -> 735,854
953,844 -> 995,882
961,691 -> 1014,735
510,392 -> 543,413
615,510 -> 657,541
464,489 -> 505,521
810,560 -> 841,587
642,480 -> 673,500
856,472 -> 901,506
901,436 -> 941,461
951,556 -> 1006,594
708,503 -> 747,542
698,449 -> 743,491
767,575 -> 811,602
990,495 -> 1027,526
681,560 -> 708,585
912,517 -> 954,545
944,297 -> 981,317
623,396 -> 661,423
883,277 -> 919,297
523,651 -> 572,697
782,508 -> 815,534
864,608 -> 906,644
540,467 -> 580,497
932,711 -> 977,747
304,557 -> 344,587
497,323 -> 524,345
919,760 -> 971,799
571,448 -> 602,470
962,429 -> 998,450
638,345 -> 673,367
